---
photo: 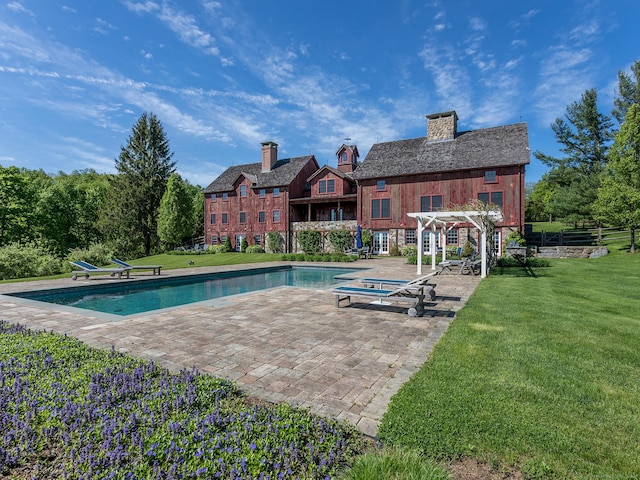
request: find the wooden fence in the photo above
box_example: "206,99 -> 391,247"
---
525,225 -> 638,247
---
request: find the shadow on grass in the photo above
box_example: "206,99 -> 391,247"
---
492,265 -> 553,278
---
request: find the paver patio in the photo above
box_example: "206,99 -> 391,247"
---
0,257 -> 480,437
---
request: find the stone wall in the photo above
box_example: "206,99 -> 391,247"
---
535,246 -> 608,258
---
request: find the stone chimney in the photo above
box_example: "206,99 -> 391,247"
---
261,141 -> 278,172
426,111 -> 458,142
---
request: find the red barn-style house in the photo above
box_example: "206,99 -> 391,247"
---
202,111 -> 530,255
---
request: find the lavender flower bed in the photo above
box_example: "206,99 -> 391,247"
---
0,321 -> 363,479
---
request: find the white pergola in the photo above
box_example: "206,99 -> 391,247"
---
407,210 -> 503,279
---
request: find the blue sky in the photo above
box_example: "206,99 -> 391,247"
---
0,1 -> 637,187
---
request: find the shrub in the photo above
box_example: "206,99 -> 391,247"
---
297,230 -> 321,255
246,245 -> 264,253
0,243 -> 66,280
240,237 -> 248,253
267,232 -> 283,254
401,246 -> 417,257
67,243 -> 114,269
223,236 -> 233,252
389,244 -> 401,256
328,230 -> 353,253
461,240 -> 475,258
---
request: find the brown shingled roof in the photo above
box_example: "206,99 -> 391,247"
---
202,155 -> 318,194
352,122 -> 530,180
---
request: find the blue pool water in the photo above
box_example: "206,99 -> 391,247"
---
9,266 -> 361,316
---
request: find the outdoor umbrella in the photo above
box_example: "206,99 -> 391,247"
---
356,225 -> 363,249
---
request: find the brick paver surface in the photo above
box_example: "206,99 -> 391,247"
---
0,258 -> 480,437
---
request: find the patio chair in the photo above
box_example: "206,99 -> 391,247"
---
358,246 -> 371,259
111,258 -> 162,275
333,282 -> 431,316
360,272 -> 437,300
70,261 -> 131,280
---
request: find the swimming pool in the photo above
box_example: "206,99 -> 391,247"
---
8,265 -> 362,316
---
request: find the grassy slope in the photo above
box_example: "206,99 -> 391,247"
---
378,249 -> 640,478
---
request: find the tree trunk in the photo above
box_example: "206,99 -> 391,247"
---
631,227 -> 636,254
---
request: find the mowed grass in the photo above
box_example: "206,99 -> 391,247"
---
378,250 -> 640,478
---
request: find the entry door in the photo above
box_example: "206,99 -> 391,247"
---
235,234 -> 245,252
373,231 -> 389,255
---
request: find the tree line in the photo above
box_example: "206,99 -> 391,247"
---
0,112 -> 203,262
526,60 -> 640,250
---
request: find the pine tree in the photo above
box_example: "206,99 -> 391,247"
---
100,113 -> 175,257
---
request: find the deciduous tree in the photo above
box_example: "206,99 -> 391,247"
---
594,104 -> 640,252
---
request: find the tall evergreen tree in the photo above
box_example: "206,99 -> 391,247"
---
612,60 -> 640,124
101,113 -> 175,257
533,89 -> 614,225
157,173 -> 193,249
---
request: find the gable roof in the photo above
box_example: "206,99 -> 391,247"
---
202,155 -> 318,194
352,122 -> 529,180
307,164 -> 355,183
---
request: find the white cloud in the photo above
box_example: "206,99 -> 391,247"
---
534,46 -> 593,125
6,1 -> 34,16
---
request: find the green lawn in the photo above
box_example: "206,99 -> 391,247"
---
378,249 -> 640,478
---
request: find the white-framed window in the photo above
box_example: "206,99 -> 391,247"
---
273,210 -> 280,222
240,185 -> 247,197
259,189 -> 266,198
405,229 -> 416,245
376,179 -> 386,191
273,187 -> 280,197
239,212 -> 246,224
210,213 -> 216,225
493,230 -> 502,256
235,234 -> 245,252
447,228 -> 459,245
211,236 -> 218,245
421,230 -> 441,254
253,234 -> 262,245
484,170 -> 497,183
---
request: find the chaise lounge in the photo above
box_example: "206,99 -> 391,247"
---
359,272 -> 437,300
111,258 -> 162,275
70,261 -> 131,280
332,282 -> 432,317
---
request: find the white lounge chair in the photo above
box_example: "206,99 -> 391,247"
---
333,282 -> 431,317
111,258 -> 162,275
70,261 -> 131,280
